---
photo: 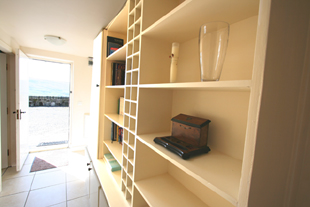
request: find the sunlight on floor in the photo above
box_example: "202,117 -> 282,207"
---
0,148 -> 91,207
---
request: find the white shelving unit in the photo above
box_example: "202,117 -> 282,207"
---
89,0 -> 310,206
137,133 -> 242,205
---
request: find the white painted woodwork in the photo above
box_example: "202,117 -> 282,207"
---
15,49 -> 29,171
99,186 -> 109,207
135,173 -> 209,207
7,54 -> 16,167
105,114 -> 124,127
0,53 -> 5,192
106,45 -> 127,61
0,53 -> 8,169
104,141 -> 123,165
88,32 -> 104,159
137,133 -> 241,205
88,0 -> 310,206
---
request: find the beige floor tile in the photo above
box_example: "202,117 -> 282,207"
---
25,184 -> 66,207
66,165 -> 88,183
2,164 -> 34,180
34,166 -> 62,174
24,153 -> 37,165
67,179 -> 89,200
0,192 -> 28,207
68,151 -> 87,167
0,175 -> 34,197
47,202 -> 66,207
67,196 -> 90,207
31,170 -> 66,190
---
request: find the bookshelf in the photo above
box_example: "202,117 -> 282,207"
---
89,0 -> 310,206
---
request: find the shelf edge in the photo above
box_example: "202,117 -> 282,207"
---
136,133 -> 239,206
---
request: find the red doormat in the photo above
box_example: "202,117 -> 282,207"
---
30,149 -> 69,172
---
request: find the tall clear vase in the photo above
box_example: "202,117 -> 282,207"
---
199,21 -> 230,81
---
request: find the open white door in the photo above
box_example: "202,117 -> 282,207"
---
88,31 -> 103,159
15,49 -> 29,171
1,53 -> 8,169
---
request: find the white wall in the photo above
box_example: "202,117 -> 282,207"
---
20,47 -> 92,148
0,28 -> 19,53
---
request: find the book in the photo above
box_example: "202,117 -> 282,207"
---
109,160 -> 121,172
116,125 -> 119,142
111,122 -> 123,144
104,153 -> 121,172
111,123 -> 114,143
107,36 -> 124,57
112,62 -> 125,85
104,153 -> 115,162
118,97 -> 124,115
119,127 -> 123,144
114,123 -> 118,142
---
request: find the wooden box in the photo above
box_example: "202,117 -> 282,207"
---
171,114 -> 211,147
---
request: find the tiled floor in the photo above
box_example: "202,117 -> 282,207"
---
0,149 -> 90,207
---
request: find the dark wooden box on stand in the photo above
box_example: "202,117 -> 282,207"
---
154,114 -> 211,159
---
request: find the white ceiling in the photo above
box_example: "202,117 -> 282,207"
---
0,0 -> 127,57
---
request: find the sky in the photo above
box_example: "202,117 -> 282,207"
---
28,59 -> 71,96
29,59 -> 71,82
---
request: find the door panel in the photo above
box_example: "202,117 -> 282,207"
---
99,187 -> 108,207
88,31 -> 104,158
15,49 -> 29,171
1,53 -> 8,169
89,161 -> 100,207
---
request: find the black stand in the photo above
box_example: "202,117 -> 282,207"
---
154,136 -> 210,160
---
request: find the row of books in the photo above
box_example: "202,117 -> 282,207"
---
111,122 -> 123,144
111,62 -> 125,85
104,153 -> 121,172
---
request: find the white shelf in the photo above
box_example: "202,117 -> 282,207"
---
142,0 -> 259,43
137,132 -> 242,205
124,112 -> 137,120
87,155 -> 129,207
105,113 -> 124,127
106,85 -> 125,89
126,68 -> 139,73
124,99 -> 137,103
128,158 -> 134,165
127,51 -> 140,59
127,185 -> 133,194
139,80 -> 251,91
128,143 -> 134,150
128,171 -> 134,179
107,44 -> 127,61
135,173 -> 209,207
104,141 -> 123,165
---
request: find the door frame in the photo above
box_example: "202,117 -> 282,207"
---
26,56 -> 74,149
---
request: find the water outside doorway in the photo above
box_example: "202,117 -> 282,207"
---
28,59 -> 71,152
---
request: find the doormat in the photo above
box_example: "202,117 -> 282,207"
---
30,149 -> 69,172
37,140 -> 68,147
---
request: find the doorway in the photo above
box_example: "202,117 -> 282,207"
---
28,59 -> 71,152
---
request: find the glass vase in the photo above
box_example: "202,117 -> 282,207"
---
199,21 -> 230,81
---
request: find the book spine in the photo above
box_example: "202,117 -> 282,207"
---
117,98 -> 120,114
114,123 -> 117,141
111,63 -> 117,85
111,123 -> 114,143
119,127 -> 123,144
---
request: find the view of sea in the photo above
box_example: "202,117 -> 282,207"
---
29,79 -> 70,97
